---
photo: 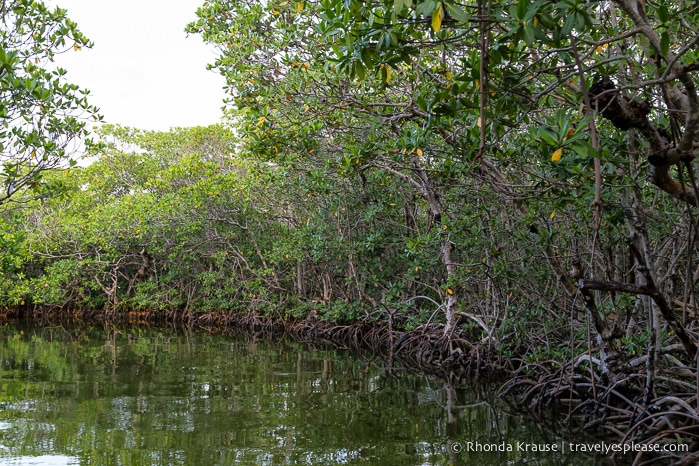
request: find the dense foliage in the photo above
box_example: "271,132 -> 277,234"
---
0,0 -> 98,303
180,0 -> 699,369
2,0 -> 698,366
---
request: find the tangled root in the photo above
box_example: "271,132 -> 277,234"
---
500,361 -> 699,465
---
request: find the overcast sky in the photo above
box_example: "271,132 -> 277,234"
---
46,0 -> 226,131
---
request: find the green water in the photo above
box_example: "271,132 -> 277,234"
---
0,322 -> 589,465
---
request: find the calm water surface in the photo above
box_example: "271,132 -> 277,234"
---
0,322 -> 591,465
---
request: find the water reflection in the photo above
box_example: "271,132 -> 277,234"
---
1,455 -> 79,465
0,323 -> 585,465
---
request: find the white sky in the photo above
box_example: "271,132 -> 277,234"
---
46,0 -> 226,131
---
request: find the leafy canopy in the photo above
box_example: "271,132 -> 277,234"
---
0,0 -> 100,205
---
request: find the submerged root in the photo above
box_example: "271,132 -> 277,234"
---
500,359 -> 699,465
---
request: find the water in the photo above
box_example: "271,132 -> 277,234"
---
0,322 -> 585,465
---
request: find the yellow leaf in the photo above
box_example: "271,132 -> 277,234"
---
256,116 -> 266,126
416,148 -> 424,157
477,117 -> 482,128
551,147 -> 563,162
432,4 -> 443,33
446,288 -> 454,295
445,70 -> 452,80
73,43 -> 81,51
533,16 -> 538,27
30,150 -> 35,158
415,266 -> 419,272
296,2 -> 304,13
550,210 -> 556,219
385,66 -> 391,84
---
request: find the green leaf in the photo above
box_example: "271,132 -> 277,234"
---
522,25 -> 535,46
538,127 -> 558,146
394,0 -> 411,15
516,0 -> 527,21
345,33 -> 354,54
416,0 -> 437,17
354,61 -> 366,80
444,2 -> 469,23
523,0 -> 544,22
561,13 -> 576,36
660,31 -> 670,57
569,139 -> 594,157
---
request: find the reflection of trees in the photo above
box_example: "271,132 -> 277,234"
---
0,325 -> 568,464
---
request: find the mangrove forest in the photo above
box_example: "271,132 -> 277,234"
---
3,0 -> 699,463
